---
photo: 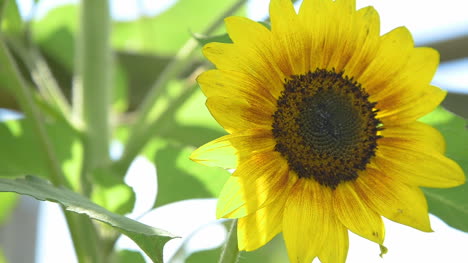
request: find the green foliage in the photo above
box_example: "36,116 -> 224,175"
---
117,250 -> 146,263
0,176 -> 175,262
187,234 -> 289,263
112,0 -> 244,54
0,118 -> 79,181
0,192 -> 17,225
420,107 -> 468,232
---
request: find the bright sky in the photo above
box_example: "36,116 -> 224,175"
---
9,0 -> 468,262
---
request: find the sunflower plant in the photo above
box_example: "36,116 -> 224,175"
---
0,0 -> 467,262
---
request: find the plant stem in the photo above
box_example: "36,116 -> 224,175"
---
6,37 -> 71,118
219,219 -> 240,263
0,39 -> 66,187
73,0 -> 112,192
0,37 -> 102,263
117,0 -> 247,173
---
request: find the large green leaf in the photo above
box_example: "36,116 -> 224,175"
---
0,176 -> 175,263
420,107 -> 468,232
112,0 -> 245,54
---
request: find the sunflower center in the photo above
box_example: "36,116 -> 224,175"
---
272,69 -> 382,189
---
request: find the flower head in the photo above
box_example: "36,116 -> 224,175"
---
191,0 -> 466,262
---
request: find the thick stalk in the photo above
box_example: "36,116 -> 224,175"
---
117,0 -> 247,172
219,219 -> 240,263
73,0 -> 112,192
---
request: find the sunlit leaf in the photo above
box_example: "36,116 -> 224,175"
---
420,107 -> 468,232
0,118 -> 79,184
0,0 -> 22,36
0,192 -> 18,225
145,137 -> 229,208
112,0 -> 245,54
0,247 -> 6,263
0,176 -> 176,263
91,167 -> 135,215
117,250 -> 146,263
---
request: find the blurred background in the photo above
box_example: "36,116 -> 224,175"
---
0,0 -> 467,262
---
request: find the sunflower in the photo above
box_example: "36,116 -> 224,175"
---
190,0 -> 466,262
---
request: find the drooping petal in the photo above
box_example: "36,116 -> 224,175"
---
216,152 -> 290,218
190,128 -> 275,169
237,193 -> 287,251
380,121 -> 446,154
283,179 -> 348,263
205,96 -> 274,133
355,167 -> 432,232
334,182 -> 385,244
197,69 -> 277,108
375,144 -> 465,188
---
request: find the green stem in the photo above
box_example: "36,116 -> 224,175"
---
0,39 -> 65,187
0,37 -> 102,263
117,0 -> 247,173
73,0 -> 112,190
6,37 -> 71,118
219,220 -> 240,263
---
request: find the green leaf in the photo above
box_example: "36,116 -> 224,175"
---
91,167 -> 135,215
0,176 -> 176,263
139,83 -> 228,207
0,0 -> 23,36
112,0 -> 245,54
0,192 -> 18,225
187,234 -> 289,263
117,250 -> 146,263
420,107 -> 468,232
31,4 -> 77,71
193,32 -> 232,46
0,118 -> 78,179
0,247 -> 6,263
193,21 -> 269,47
145,137 -> 229,208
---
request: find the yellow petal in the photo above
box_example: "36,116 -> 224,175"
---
283,179 -> 348,263
202,42 -> 284,98
216,152 -> 290,218
358,27 -> 414,94
380,121 -> 446,154
197,69 -> 277,108
190,128 -> 275,169
375,144 -> 465,188
379,85 -> 447,125
237,195 -> 286,251
317,215 -> 349,263
342,6 -> 381,77
205,96 -> 274,133
355,167 -> 432,232
334,182 -> 385,244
